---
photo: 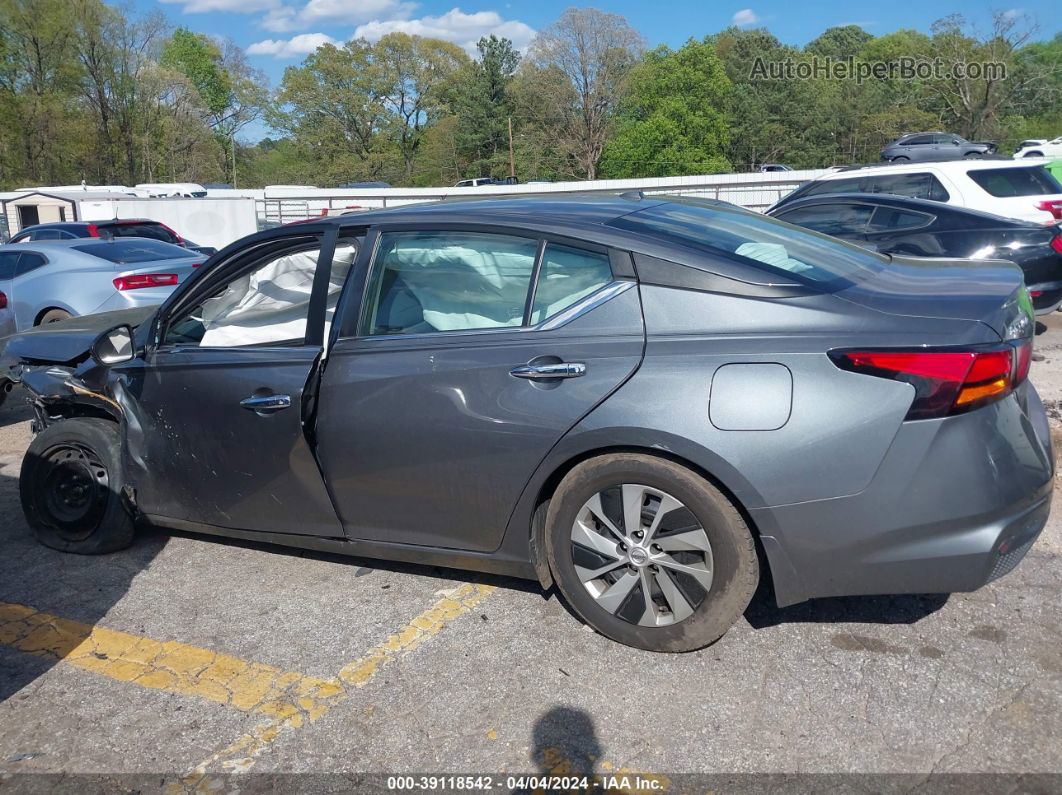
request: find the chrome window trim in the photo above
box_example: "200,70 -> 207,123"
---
347,279 -> 635,343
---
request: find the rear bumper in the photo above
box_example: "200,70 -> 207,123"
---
754,381 -> 1054,606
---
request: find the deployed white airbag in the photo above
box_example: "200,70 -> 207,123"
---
200,244 -> 357,347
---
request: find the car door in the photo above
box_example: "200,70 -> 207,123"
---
123,228 -> 357,536
315,226 -> 645,552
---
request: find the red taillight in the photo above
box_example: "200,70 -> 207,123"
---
1036,200 -> 1062,220
113,273 -> 178,290
830,345 -> 1029,420
0,291 -> 7,309
86,223 -> 99,237
1051,235 -> 1062,257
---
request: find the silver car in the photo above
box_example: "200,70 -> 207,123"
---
0,238 -> 204,331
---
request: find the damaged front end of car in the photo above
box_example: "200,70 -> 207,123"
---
0,308 -> 153,433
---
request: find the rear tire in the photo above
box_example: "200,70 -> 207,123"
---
20,418 -> 135,554
891,156 -> 909,162
38,308 -> 72,325
964,152 -> 983,158
544,453 -> 759,652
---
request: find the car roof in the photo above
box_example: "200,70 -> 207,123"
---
310,194 -> 659,228
771,192 -> 1033,227
820,158 -> 1034,179
5,237 -> 179,249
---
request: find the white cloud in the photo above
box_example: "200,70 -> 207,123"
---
354,8 -> 535,54
247,32 -> 337,57
161,0 -> 279,13
1002,8 -> 1024,20
260,0 -> 416,31
732,8 -> 758,27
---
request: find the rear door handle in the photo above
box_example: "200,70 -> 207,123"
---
509,362 -> 586,380
240,394 -> 292,413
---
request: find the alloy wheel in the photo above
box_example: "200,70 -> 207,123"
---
570,484 -> 714,627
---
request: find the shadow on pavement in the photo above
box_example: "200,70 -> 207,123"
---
0,391 -> 167,704
744,574 -> 949,629
525,706 -> 601,789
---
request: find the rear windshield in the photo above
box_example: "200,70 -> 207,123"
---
967,166 -> 1062,197
73,239 -> 198,264
100,222 -> 178,243
608,200 -> 885,289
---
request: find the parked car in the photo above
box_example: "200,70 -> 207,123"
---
771,160 -> 1062,224
1,196 -> 1051,652
1013,137 -> 1062,159
769,193 -> 1062,314
6,220 -> 217,256
0,238 -> 203,331
758,164 -> 792,172
454,177 -> 519,187
881,132 -> 997,162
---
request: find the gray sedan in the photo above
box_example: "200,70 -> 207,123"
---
0,238 -> 204,333
1,196 -> 1052,652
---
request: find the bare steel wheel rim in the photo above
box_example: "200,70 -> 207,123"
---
37,443 -> 110,541
570,483 -> 714,627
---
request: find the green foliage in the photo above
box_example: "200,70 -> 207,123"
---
161,28 -> 230,116
600,41 -> 731,177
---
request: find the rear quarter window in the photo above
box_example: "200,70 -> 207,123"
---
73,239 -> 197,264
967,166 -> 1062,198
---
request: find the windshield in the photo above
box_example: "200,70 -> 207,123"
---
74,239 -> 199,264
608,199 -> 886,289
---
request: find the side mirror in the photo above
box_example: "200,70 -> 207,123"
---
91,325 -> 134,366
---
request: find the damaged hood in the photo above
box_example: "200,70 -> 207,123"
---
0,307 -> 155,366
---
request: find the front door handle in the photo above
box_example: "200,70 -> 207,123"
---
240,394 -> 292,413
510,362 -> 587,380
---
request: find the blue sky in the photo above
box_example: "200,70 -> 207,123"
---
134,0 -> 1060,139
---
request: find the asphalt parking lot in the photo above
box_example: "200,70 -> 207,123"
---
1,321 -> 1061,792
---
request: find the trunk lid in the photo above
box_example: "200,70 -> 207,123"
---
836,255 -> 1031,339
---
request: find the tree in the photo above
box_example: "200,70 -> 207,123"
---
805,25 -> 873,58
525,8 -> 644,179
374,33 -> 469,179
439,35 -> 520,180
600,40 -> 731,177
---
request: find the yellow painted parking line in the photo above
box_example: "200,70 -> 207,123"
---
0,602 -> 343,721
179,583 -> 495,789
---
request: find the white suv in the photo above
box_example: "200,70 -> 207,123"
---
1013,137 -> 1062,159
771,159 -> 1062,224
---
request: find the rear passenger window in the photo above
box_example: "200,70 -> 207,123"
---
867,207 -> 934,232
0,252 -> 18,280
366,231 -> 538,335
864,173 -> 950,202
530,244 -> 612,324
804,177 -> 863,197
776,203 -> 873,236
15,253 -> 47,276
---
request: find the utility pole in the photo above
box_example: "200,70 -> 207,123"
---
508,116 -> 515,179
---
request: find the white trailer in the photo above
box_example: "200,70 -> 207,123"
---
0,191 -> 258,250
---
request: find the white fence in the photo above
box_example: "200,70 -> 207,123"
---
208,169 -> 833,228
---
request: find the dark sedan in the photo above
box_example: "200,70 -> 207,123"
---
770,193 -> 1062,314
1,196 -> 1052,652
